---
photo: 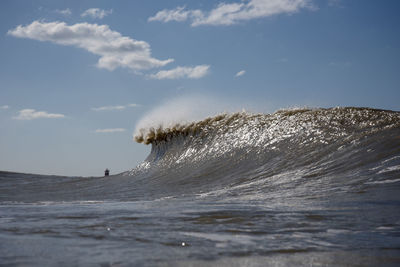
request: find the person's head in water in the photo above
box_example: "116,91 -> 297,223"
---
105,168 -> 110,176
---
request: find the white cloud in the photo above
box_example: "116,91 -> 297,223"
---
1,105 -> 9,109
149,65 -> 210,80
91,103 -> 140,111
127,103 -> 140,107
235,70 -> 246,77
95,128 -> 126,133
8,21 -> 173,72
13,109 -> 65,120
92,105 -> 126,111
149,0 -> 313,26
148,6 -> 202,23
55,8 -> 72,16
81,8 -> 112,19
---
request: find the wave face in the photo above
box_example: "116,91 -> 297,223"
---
126,107 -> 400,200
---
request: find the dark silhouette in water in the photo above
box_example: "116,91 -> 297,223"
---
104,168 -> 109,176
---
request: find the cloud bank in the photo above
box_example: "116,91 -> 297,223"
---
13,109 -> 65,120
81,8 -> 112,19
149,65 -> 210,80
8,21 -> 173,72
149,0 -> 312,26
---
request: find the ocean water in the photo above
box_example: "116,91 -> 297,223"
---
1,107 -> 400,266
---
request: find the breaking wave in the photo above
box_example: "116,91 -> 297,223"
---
2,107 -> 400,202
120,107 -> 400,201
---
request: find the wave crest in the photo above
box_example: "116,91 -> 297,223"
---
134,107 -> 400,145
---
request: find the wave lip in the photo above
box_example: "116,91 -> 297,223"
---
134,107 -> 400,145
134,113 -> 229,144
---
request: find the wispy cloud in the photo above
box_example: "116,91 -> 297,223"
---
149,65 -> 210,80
55,8 -> 72,16
13,109 -> 65,120
148,6 -> 201,23
91,103 -> 140,111
1,105 -> 9,109
8,21 -> 173,72
81,8 -> 112,19
149,0 -> 313,26
92,105 -> 125,111
127,103 -> 139,108
95,128 -> 126,133
235,70 -> 246,77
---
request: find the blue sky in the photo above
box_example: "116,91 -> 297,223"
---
0,0 -> 399,176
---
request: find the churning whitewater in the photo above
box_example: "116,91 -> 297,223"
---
1,107 -> 400,266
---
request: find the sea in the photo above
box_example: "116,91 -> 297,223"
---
1,107 -> 400,266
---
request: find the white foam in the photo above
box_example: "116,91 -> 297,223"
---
382,156 -> 400,164
377,165 -> 400,174
366,177 -> 400,185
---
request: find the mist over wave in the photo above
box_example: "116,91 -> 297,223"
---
133,95 -> 257,142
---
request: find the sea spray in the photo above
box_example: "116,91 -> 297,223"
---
133,95 -> 261,142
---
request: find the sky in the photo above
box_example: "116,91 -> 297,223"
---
0,0 -> 399,176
